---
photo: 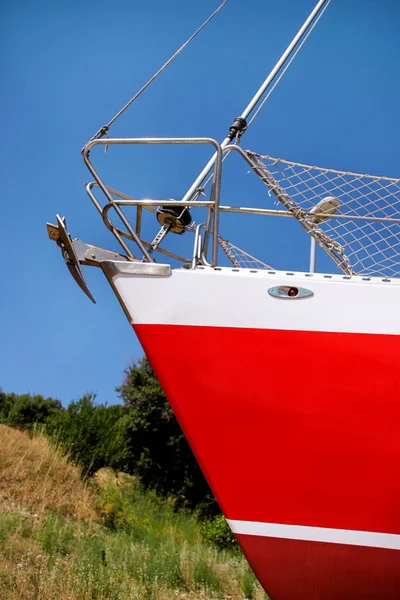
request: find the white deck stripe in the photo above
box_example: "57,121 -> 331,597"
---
228,519 -> 400,550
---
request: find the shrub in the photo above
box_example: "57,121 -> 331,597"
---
200,514 -> 238,551
117,358 -> 218,513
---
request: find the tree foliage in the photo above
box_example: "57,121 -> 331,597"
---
0,390 -> 61,429
45,395 -> 127,475
116,358 -> 217,513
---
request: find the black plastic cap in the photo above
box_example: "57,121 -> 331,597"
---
228,117 -> 247,140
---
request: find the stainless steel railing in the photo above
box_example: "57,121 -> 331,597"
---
82,137 -> 222,266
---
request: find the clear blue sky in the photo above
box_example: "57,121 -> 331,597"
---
1,0 -> 399,406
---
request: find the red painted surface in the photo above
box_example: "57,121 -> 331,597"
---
134,323 -> 400,597
237,534 -> 400,600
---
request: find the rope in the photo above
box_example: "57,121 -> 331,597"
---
87,0 -> 230,144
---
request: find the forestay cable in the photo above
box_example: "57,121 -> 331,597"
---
86,0 -> 229,145
247,0 -> 331,128
199,0 -> 331,194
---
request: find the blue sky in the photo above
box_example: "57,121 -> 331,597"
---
1,0 -> 399,406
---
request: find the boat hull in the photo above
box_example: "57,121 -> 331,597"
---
106,265 -> 400,599
235,533 -> 400,600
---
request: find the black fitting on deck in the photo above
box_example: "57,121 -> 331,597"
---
228,117 -> 247,141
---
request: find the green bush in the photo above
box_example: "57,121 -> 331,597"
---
96,476 -> 200,547
0,391 -> 61,429
200,514 -> 238,551
45,395 -> 126,475
116,358 -> 217,513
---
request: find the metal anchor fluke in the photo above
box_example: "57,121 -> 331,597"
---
46,215 -> 96,304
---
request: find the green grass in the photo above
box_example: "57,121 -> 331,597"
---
0,478 -> 268,600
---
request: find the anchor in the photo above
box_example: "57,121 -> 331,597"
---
46,214 -> 130,303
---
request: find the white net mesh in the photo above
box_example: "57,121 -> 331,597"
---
247,152 -> 400,277
218,236 -> 273,270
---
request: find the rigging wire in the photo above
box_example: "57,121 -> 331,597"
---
246,0 -> 331,129
86,0 -> 230,145
199,0 -> 331,194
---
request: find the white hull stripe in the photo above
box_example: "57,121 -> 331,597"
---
227,519 -> 400,551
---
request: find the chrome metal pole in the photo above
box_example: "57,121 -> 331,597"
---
240,0 -> 330,120
181,0 -> 330,203
309,237 -> 316,273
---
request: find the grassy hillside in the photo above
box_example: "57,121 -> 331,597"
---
0,426 -> 267,600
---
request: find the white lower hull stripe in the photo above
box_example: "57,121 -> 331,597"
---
227,519 -> 400,550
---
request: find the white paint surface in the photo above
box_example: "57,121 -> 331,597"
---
112,267 -> 400,335
228,519 -> 400,550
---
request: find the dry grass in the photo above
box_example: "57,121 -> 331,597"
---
93,466 -> 136,489
0,425 -> 97,521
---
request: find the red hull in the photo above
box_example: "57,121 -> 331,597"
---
237,534 -> 400,600
135,323 -> 400,599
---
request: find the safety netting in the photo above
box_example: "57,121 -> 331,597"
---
246,152 -> 400,277
218,236 -> 273,270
